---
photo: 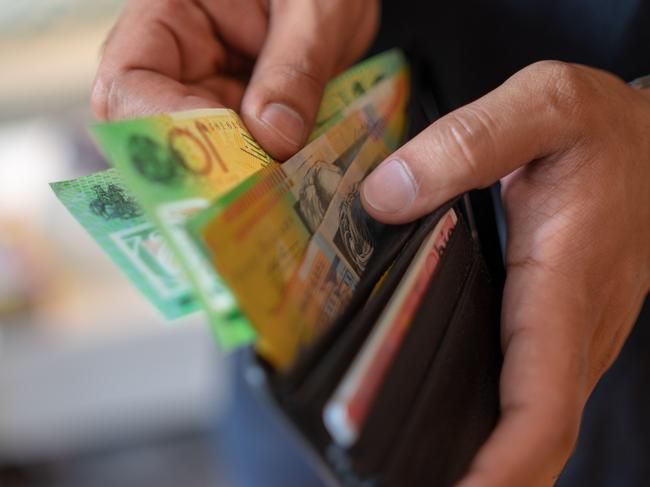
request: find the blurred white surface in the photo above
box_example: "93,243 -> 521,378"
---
0,315 -> 228,462
0,0 -> 232,472
0,0 -> 126,120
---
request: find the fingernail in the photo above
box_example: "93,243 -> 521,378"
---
259,103 -> 304,147
362,159 -> 417,213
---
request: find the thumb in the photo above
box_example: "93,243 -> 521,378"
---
241,1 -> 368,160
361,61 -> 589,223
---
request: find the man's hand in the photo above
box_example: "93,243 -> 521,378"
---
91,0 -> 378,160
361,61 -> 650,486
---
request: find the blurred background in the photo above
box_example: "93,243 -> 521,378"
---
0,2 -> 232,485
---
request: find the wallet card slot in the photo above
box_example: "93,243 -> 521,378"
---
276,218 -> 418,394
346,210 -> 475,476
276,200 -> 459,397
382,251 -> 501,487
273,201 -> 461,450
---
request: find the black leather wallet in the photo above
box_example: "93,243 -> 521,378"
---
242,57 -> 504,487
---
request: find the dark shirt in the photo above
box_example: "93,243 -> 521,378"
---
372,1 -> 650,485
374,0 -> 650,110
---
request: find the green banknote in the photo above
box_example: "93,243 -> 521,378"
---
93,108 -> 272,348
50,169 -> 199,319
52,49 -> 407,349
311,49 -> 405,140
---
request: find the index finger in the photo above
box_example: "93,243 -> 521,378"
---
457,266 -> 589,487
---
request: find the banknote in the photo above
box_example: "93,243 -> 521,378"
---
311,49 -> 405,140
53,49 -> 408,348
192,64 -> 410,368
50,169 -> 199,319
90,108 -> 272,347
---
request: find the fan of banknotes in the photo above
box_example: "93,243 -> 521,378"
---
51,50 -> 410,370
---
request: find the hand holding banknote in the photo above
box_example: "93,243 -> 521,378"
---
92,0 -> 378,160
362,62 -> 650,486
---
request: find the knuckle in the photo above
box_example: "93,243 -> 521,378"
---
529,60 -> 594,122
436,106 -> 498,188
264,58 -> 326,96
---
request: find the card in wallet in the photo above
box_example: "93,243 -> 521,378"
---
244,55 -> 504,487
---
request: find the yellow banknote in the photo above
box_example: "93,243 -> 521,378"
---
193,65 -> 410,368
